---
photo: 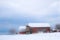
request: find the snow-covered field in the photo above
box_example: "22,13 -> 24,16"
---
0,32 -> 60,40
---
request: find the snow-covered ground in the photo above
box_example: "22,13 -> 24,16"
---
0,32 -> 60,40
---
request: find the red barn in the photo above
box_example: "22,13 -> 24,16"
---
19,23 -> 51,34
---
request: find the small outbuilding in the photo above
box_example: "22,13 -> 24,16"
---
19,26 -> 26,34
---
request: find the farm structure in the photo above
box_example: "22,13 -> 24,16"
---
19,23 -> 51,34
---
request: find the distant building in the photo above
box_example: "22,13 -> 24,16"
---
55,24 -> 60,32
19,23 -> 51,34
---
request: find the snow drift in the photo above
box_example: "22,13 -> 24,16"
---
0,32 -> 60,40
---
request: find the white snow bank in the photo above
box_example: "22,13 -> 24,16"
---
0,32 -> 60,40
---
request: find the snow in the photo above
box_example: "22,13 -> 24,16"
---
28,23 -> 50,27
0,32 -> 60,40
19,26 -> 26,32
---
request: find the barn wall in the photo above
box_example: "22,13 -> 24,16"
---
19,32 -> 26,34
31,27 -> 50,33
19,27 -> 50,34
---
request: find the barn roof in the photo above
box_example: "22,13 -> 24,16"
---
28,23 -> 50,27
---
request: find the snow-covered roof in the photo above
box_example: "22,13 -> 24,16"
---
28,23 -> 50,27
19,26 -> 26,32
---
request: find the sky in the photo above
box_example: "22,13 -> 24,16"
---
0,0 -> 60,33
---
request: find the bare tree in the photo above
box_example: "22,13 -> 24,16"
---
9,28 -> 16,34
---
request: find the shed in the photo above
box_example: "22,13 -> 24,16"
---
19,26 -> 26,34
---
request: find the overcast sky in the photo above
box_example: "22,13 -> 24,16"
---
0,0 -> 60,32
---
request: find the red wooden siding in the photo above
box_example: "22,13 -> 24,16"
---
19,27 -> 50,34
